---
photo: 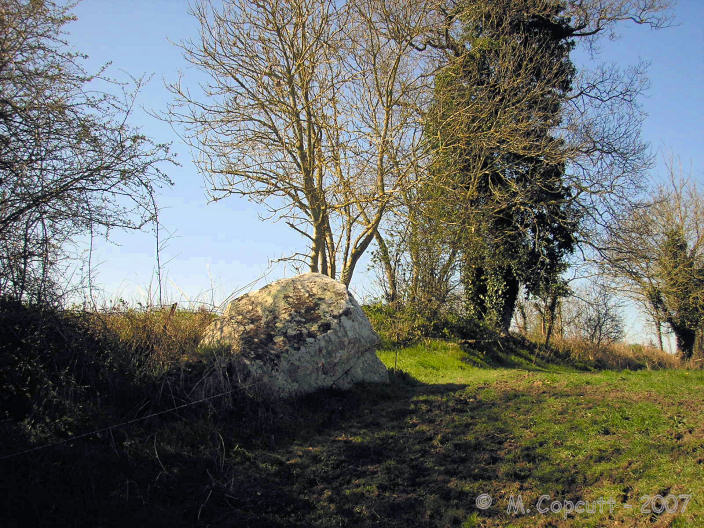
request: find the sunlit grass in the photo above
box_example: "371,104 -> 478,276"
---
378,339 -> 488,384
372,342 -> 704,527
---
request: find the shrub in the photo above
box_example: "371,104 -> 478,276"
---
0,299 -> 139,442
0,300 -> 217,447
363,302 -> 470,347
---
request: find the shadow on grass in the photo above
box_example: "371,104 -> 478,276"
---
2,366 -> 684,527
457,333 -> 594,373
217,372 -> 608,528
0,370 -> 473,527
252,372 -> 662,528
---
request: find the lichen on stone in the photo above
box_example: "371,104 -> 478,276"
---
199,273 -> 387,398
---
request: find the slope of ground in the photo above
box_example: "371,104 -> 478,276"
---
3,335 -> 702,527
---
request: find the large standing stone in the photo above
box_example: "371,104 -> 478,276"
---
199,273 -> 388,398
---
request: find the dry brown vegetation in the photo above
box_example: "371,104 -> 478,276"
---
95,304 -> 217,368
542,335 -> 683,371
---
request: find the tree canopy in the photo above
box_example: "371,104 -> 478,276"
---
380,0 -> 672,333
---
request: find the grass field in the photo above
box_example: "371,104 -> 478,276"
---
374,342 -> 704,527
2,331 -> 703,527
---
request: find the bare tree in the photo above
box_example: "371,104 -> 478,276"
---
0,0 -> 172,303
168,0 -> 434,286
571,282 -> 625,346
562,0 -> 672,39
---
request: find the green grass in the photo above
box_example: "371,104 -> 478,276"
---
372,342 -> 704,527
378,340 -> 492,384
377,337 -> 587,384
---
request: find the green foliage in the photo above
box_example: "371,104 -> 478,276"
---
425,0 -> 579,332
653,227 -> 704,358
0,299 -> 131,430
363,301 -> 509,350
605,173 -> 704,359
0,300 -> 217,448
462,512 -> 481,528
363,303 -> 455,347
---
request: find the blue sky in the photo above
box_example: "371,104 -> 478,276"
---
68,0 -> 301,307
66,1 -> 703,342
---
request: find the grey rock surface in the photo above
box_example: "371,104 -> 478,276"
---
200,272 -> 388,398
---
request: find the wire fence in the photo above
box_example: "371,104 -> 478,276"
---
0,381 -> 258,462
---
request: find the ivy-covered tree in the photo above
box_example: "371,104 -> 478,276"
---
412,0 -> 671,333
653,227 -> 704,356
425,0 -> 578,332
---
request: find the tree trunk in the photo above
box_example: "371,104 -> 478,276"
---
654,314 -> 664,351
309,225 -> 322,273
670,321 -> 696,360
499,271 -> 519,334
543,294 -> 559,347
374,231 -> 397,303
516,301 -> 528,335
325,216 -> 336,280
463,264 -> 487,320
